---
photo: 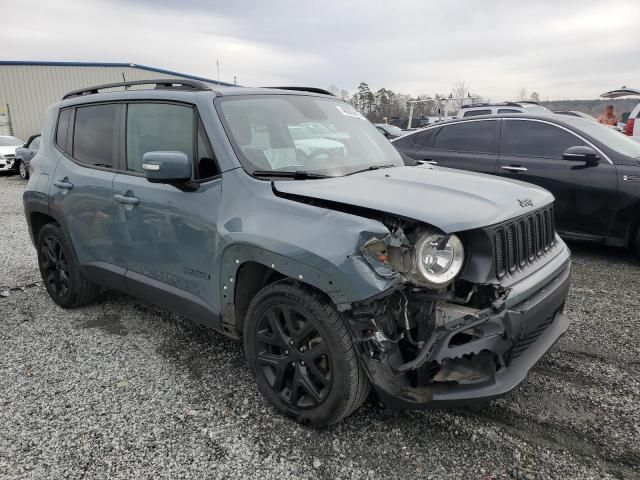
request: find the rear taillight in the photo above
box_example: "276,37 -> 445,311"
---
626,118 -> 635,136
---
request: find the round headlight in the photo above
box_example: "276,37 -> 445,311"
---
412,233 -> 464,287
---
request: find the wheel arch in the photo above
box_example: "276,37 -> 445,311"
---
219,243 -> 383,336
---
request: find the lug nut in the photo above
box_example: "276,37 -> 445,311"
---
284,350 -> 289,355
289,340 -> 294,346
300,360 -> 305,366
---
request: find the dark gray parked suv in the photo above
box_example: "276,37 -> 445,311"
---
23,80 -> 571,425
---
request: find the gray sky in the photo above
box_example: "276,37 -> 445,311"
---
3,0 -> 639,100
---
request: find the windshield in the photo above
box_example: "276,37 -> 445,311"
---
0,136 -> 23,147
218,95 -> 404,176
571,118 -> 640,158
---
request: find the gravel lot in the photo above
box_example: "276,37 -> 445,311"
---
1,173 -> 639,479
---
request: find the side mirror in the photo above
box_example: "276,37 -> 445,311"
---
142,151 -> 192,184
563,146 -> 600,164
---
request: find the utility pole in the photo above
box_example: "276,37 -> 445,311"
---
407,98 -> 432,129
216,59 -> 220,85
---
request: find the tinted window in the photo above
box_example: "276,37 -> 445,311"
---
56,109 -> 72,152
498,109 -> 520,114
463,109 -> 491,117
73,104 -> 117,167
126,103 -> 194,174
30,137 -> 41,150
410,128 -> 438,148
196,121 -> 219,179
434,121 -> 496,153
501,120 -> 584,159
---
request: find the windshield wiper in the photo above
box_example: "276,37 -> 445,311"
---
252,170 -> 331,179
346,164 -> 397,176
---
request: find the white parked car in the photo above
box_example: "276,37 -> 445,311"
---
456,101 -> 551,118
0,135 -> 24,173
600,87 -> 640,141
288,125 -> 347,157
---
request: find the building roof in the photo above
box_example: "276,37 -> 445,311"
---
0,60 -> 235,86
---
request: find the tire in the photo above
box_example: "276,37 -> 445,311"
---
634,226 -> 640,259
18,160 -> 29,179
37,223 -> 100,308
244,280 -> 370,426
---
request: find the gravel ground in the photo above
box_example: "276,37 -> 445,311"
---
1,173 -> 639,479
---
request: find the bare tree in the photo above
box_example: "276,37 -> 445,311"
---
339,89 -> 350,101
451,81 -> 470,111
327,85 -> 340,96
530,91 -> 541,103
517,87 -> 528,101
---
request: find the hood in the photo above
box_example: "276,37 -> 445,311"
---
273,165 -> 554,233
600,87 -> 640,99
0,146 -> 19,156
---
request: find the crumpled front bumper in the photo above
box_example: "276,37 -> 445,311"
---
362,250 -> 572,410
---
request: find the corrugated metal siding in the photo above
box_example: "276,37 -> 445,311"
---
0,65 -> 223,140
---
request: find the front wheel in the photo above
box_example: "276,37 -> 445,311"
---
244,280 -> 370,426
18,160 -> 29,179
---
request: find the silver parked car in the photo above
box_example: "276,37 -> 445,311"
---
14,134 -> 41,179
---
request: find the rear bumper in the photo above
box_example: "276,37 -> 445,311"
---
363,251 -> 571,410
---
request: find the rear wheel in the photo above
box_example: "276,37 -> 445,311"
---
244,280 -> 370,426
18,160 -> 29,179
37,223 -> 100,308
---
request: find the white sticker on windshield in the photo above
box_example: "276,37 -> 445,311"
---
336,105 -> 366,120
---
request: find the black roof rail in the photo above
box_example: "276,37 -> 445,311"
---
62,79 -> 212,100
263,86 -> 334,96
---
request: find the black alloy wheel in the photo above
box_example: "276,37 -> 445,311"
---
40,235 -> 71,301
254,303 -> 332,409
37,223 -> 100,308
244,280 -> 371,426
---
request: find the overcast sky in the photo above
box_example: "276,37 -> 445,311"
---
3,0 -> 639,100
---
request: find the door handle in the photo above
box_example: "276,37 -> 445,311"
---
114,194 -> 140,205
501,165 -> 528,172
423,160 -> 438,165
53,179 -> 73,190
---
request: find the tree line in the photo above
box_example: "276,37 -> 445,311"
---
326,81 -> 634,122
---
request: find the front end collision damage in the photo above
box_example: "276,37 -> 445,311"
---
344,220 -> 572,409
220,170 -> 571,409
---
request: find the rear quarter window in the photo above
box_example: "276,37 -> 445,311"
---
55,109 -> 72,153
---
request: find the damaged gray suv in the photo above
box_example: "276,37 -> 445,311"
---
24,80 -> 571,426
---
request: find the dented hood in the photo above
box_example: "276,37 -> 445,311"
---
273,166 -> 554,233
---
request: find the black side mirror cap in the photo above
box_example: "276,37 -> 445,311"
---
563,145 -> 600,164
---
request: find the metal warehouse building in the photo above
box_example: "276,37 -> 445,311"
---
0,61 -> 233,140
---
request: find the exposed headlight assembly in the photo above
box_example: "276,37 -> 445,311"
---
409,232 -> 465,288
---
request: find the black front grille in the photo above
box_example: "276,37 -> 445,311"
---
494,204 -> 555,278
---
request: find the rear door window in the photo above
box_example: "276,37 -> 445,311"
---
73,104 -> 118,167
498,109 -> 520,114
501,120 -> 584,159
434,120 -> 496,153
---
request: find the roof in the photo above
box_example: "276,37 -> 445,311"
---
0,60 -> 236,86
